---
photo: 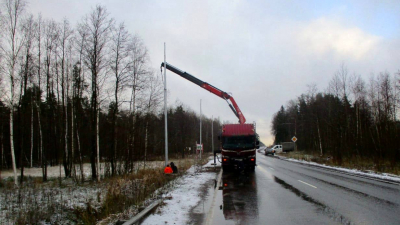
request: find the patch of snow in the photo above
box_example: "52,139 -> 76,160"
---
285,158 -> 400,183
142,159 -> 217,225
203,157 -> 221,168
1,161 -> 168,180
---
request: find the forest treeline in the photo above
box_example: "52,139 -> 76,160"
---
0,0 -> 220,185
272,65 -> 400,167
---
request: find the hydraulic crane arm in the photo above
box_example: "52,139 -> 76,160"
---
161,62 -> 246,124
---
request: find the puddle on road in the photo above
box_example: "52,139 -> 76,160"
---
274,176 -> 354,225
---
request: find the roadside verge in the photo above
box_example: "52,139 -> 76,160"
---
272,154 -> 400,185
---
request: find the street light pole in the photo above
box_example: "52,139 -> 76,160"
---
164,43 -> 168,166
200,99 -> 202,161
212,115 -> 215,165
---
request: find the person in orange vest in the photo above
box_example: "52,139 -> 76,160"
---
164,164 -> 173,174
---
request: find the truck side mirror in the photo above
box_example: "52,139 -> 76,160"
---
256,141 -> 260,148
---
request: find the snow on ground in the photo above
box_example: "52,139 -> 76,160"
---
0,181 -> 107,225
0,158 -> 220,224
1,161 -> 167,180
142,158 -> 220,225
285,158 -> 400,183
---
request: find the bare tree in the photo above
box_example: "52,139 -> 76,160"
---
18,14 -> 36,183
74,25 -> 88,182
395,71 -> 400,120
79,5 -> 113,181
141,72 -> 163,170
34,13 -> 43,173
128,35 -> 148,113
327,73 -> 341,98
351,74 -> 367,155
0,0 -> 26,186
109,22 -> 130,175
41,19 -> 58,181
58,18 -> 73,178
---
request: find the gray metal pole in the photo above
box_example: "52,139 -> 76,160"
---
200,99 -> 202,161
212,115 -> 215,164
164,43 -> 168,166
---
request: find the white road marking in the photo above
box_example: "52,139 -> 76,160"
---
298,180 -> 317,188
269,167 -> 275,170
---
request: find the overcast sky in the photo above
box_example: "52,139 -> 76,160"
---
28,0 -> 400,145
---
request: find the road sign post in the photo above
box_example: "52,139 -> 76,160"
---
196,143 -> 203,154
292,136 -> 297,151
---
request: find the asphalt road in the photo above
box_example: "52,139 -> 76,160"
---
207,151 -> 400,225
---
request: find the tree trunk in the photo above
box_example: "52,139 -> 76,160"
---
30,98 -> 34,167
317,117 -> 323,156
96,105 -> 100,182
10,108 -> 18,186
144,120 -> 148,170
64,88 -> 69,177
76,123 -> 84,182
71,88 -> 75,179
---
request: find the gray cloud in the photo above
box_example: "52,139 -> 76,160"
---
27,0 -> 400,144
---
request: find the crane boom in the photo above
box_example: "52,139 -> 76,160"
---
161,62 -> 246,124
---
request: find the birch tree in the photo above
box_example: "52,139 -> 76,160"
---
0,0 -> 26,186
126,35 -> 148,172
109,22 -> 130,175
142,72 -> 162,169
58,18 -> 73,177
18,14 -> 35,182
79,5 -> 113,181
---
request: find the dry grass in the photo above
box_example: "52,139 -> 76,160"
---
94,155 -> 210,224
0,155 -> 211,224
279,151 -> 400,176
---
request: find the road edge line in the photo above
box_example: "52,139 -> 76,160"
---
204,168 -> 223,225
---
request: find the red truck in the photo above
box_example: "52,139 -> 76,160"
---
161,63 -> 259,172
220,123 -> 258,171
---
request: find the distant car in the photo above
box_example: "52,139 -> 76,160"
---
271,145 -> 283,153
264,147 -> 276,156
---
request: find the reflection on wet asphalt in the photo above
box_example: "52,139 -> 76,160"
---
273,176 -> 353,225
285,167 -> 398,207
208,153 -> 400,225
221,172 -> 258,224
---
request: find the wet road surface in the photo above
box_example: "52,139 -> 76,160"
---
207,152 -> 400,225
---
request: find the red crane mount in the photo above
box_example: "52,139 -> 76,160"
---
161,62 -> 246,124
161,62 -> 259,172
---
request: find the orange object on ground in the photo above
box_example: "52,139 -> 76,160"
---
164,166 -> 173,174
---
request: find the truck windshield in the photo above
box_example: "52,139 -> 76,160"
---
222,135 -> 255,150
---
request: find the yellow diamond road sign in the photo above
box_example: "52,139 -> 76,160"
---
292,136 -> 297,142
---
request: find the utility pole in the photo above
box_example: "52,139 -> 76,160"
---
200,99 -> 202,161
164,43 -> 168,166
212,115 -> 216,165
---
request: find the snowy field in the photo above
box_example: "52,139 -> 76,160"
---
1,161 -> 168,180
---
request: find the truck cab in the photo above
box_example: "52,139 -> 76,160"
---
220,124 -> 258,172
